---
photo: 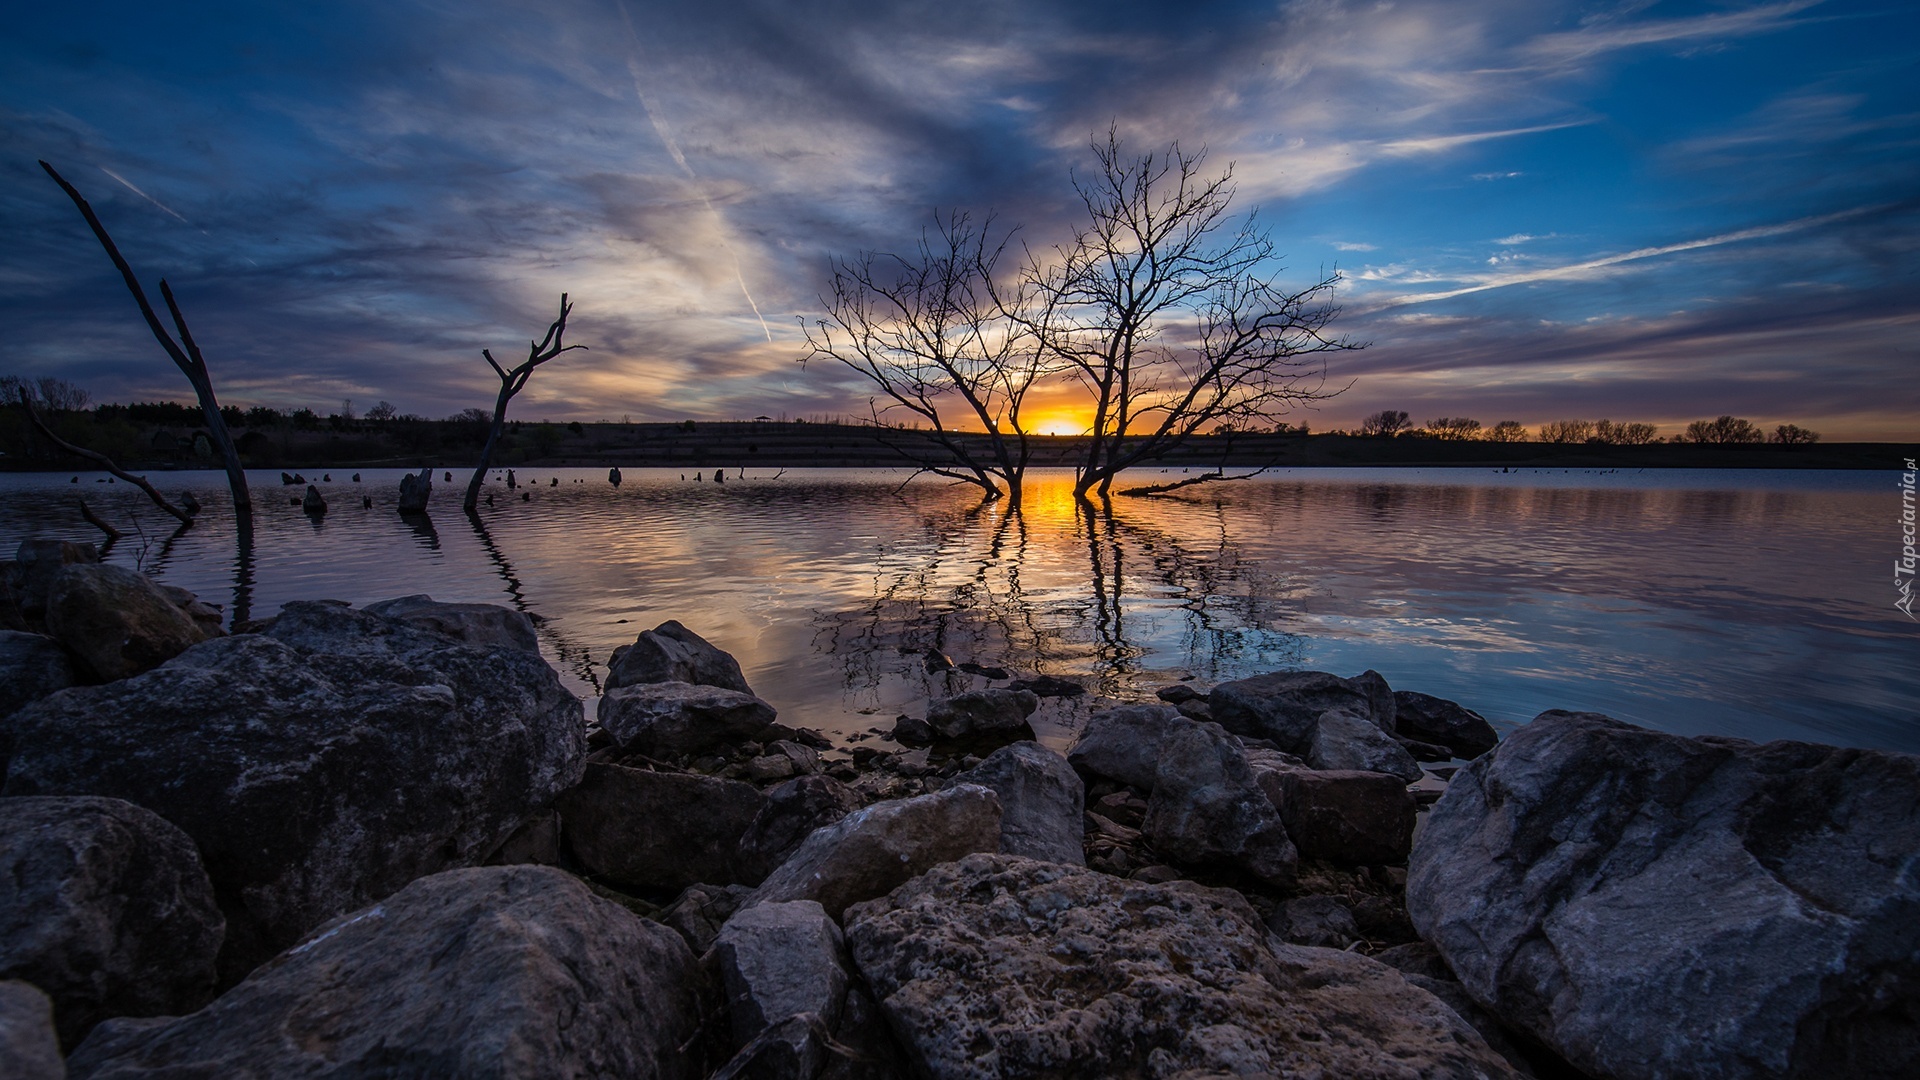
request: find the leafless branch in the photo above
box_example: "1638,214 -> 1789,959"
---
17,390 -> 193,524
463,294 -> 588,513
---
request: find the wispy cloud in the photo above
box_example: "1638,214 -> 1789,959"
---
1375,205 -> 1887,308
1523,0 -> 1825,64
1380,120 -> 1592,157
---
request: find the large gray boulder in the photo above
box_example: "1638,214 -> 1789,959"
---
1209,669 -> 1395,752
1,600 -> 585,982
1307,707 -> 1424,782
1394,690 -> 1499,759
68,865 -> 711,1079
747,785 -> 1002,920
713,900 -> 850,1077
1409,711 -> 1920,1080
361,594 -> 541,656
844,853 -> 1518,1080
595,680 -> 777,758
0,631 -> 76,718
0,981 -> 63,1080
1261,767 -> 1416,865
606,620 -> 753,695
43,563 -> 209,682
954,742 -> 1085,866
1141,721 -> 1297,887
924,688 -> 1038,747
557,763 -> 765,892
0,797 -> 224,1048
1065,704 -> 1191,790
733,775 -> 863,885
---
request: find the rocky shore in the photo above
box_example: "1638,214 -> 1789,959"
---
1,538 -> 1915,1079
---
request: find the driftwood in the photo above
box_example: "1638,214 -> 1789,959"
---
17,390 -> 193,525
77,497 -> 123,540
40,160 -> 253,515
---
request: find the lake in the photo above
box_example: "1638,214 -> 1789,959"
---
2,466 -> 1913,754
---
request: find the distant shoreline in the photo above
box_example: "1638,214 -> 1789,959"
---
1,419 -> 1910,473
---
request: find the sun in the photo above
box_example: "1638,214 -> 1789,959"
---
1032,412 -> 1087,437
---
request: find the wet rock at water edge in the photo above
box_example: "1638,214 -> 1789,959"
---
1409,710 -> 1920,1080
1004,673 -> 1085,698
9,539 -> 99,624
953,741 -> 1086,866
67,866 -> 713,1080
1393,689 -> 1500,759
1,600 -> 585,983
0,796 -> 224,1048
843,853 -> 1519,1080
1208,669 -> 1396,752
606,619 -> 754,695
1066,703 -> 1192,790
924,687 -> 1038,749
301,484 -> 327,514
746,784 -> 1002,920
595,679 -> 778,758
1306,706 -> 1424,783
557,762 -> 765,892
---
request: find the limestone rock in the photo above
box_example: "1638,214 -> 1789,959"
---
558,762 -> 765,892
1065,704 -> 1191,790
1394,690 -> 1499,759
0,631 -> 77,718
43,564 -> 207,682
1261,767 -> 1417,864
362,594 -> 541,655
1142,721 -> 1296,887
661,883 -> 756,955
1409,710 -> 1920,1080
748,785 -> 1002,920
0,797 -> 223,1048
596,680 -> 777,758
844,853 -> 1519,1080
2,600 -> 584,982
954,742 -> 1085,866
68,865 -> 711,1080
1307,707 -> 1424,783
713,900 -> 849,1073
0,981 -> 63,1080
1208,669 -> 1396,752
606,620 -> 752,695
734,775 -> 863,885
925,688 -> 1038,748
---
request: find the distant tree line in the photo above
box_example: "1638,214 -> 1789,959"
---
1356,408 -> 1819,446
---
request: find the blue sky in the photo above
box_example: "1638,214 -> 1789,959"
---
3,0 -> 1916,438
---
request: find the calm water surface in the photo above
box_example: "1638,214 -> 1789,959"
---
2,466 -> 1912,753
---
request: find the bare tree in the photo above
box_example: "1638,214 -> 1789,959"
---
1425,417 -> 1482,440
1027,131 -> 1357,500
803,212 -> 1048,505
1485,420 -> 1528,442
1591,419 -> 1659,445
1359,410 -> 1410,438
40,161 -> 252,515
1537,419 -> 1594,444
15,390 -> 192,525
1682,415 -> 1764,444
463,295 -> 586,513
1770,423 -> 1820,445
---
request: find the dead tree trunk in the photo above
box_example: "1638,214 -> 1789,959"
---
463,295 -> 586,514
40,162 -> 253,516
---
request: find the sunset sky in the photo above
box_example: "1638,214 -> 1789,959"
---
3,0 -> 1916,439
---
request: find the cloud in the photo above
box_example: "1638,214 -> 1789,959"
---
1522,0 -> 1825,64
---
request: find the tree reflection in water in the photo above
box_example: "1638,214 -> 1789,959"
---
811,489 -> 1304,711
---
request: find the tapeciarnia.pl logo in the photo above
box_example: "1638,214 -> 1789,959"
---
1899,457 -> 1917,620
